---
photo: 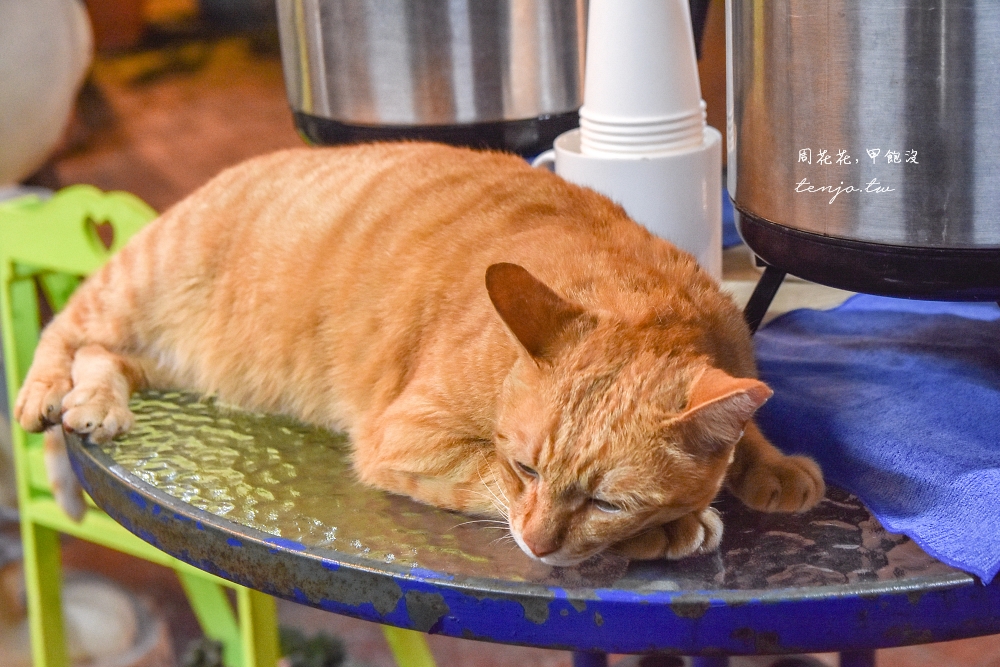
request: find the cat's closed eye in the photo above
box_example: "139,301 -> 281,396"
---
516,461 -> 539,478
591,498 -> 623,513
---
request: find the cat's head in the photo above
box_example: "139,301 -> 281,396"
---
485,263 -> 771,566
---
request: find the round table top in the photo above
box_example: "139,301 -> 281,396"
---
67,391 -> 1000,656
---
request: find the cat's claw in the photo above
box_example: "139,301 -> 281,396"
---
731,454 -> 825,513
61,385 -> 134,444
15,376 -> 72,432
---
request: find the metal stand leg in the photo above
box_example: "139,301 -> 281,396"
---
839,649 -> 876,667
691,657 -> 729,667
743,264 -> 787,334
572,652 -> 609,667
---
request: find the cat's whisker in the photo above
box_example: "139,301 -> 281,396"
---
489,534 -> 516,548
465,485 -> 510,522
452,518 -> 510,530
489,463 -> 511,506
490,500 -> 510,522
480,451 -> 512,507
475,466 -> 510,521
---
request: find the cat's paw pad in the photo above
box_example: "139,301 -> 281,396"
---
662,507 -> 724,559
732,454 -> 825,513
61,385 -> 134,444
15,375 -> 72,432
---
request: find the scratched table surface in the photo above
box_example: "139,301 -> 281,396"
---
67,391 -> 1000,656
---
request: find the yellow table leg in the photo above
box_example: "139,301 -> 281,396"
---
22,519 -> 68,667
237,588 -> 280,667
382,626 -> 437,667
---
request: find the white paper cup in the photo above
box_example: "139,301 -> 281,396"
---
579,102 -> 707,157
580,0 -> 704,157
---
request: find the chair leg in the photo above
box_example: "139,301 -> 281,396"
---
382,626 -> 437,667
178,571 -> 243,666
21,519 -> 68,667
236,587 -> 280,667
691,658 -> 730,667
840,650 -> 876,667
572,651 -> 609,667
743,264 -> 787,334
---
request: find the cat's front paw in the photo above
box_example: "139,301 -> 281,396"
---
613,508 -> 723,560
61,384 -> 134,444
729,454 -> 825,513
662,508 -> 724,559
15,375 -> 72,432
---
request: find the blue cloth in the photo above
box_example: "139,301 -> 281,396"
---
755,294 -> 1000,582
722,188 -> 741,248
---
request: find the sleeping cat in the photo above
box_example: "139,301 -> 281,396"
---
15,143 -> 823,566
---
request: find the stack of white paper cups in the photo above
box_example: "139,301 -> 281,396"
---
533,0 -> 723,279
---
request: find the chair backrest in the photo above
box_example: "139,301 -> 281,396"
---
0,185 -> 156,500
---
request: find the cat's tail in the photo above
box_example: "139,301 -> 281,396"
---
43,426 -> 86,521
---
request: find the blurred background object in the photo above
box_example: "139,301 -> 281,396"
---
198,0 -> 276,32
273,0 -> 716,158
84,0 -> 146,51
276,0 -> 586,156
0,0 -> 93,189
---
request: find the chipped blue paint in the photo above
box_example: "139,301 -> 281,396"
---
409,567 -> 454,581
127,490 -> 147,510
320,559 -> 340,571
137,529 -> 160,548
265,537 -> 307,552
227,537 -> 243,548
318,597 -> 383,621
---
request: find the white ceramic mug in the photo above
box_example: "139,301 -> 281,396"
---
533,127 -> 723,281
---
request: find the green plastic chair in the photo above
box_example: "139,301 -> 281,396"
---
0,185 -> 280,667
0,185 -> 436,667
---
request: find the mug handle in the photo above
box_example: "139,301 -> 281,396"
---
531,149 -> 555,171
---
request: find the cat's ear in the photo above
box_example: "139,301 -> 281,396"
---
485,263 -> 587,360
671,367 -> 772,458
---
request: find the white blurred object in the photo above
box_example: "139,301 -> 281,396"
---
533,0 -> 723,280
0,571 -> 175,667
0,0 -> 94,187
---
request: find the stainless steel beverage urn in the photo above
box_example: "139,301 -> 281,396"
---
728,0 -> 1000,303
275,0 -> 587,156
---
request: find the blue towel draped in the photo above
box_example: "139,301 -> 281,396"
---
754,294 -> 1000,583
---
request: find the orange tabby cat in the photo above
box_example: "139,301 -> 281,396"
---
15,143 -> 823,566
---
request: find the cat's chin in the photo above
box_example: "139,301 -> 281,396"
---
511,531 -> 594,567
538,553 -> 592,568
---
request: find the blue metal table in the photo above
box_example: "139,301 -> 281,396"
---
65,391 -> 1000,667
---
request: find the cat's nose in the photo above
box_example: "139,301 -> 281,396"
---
524,535 -> 560,558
